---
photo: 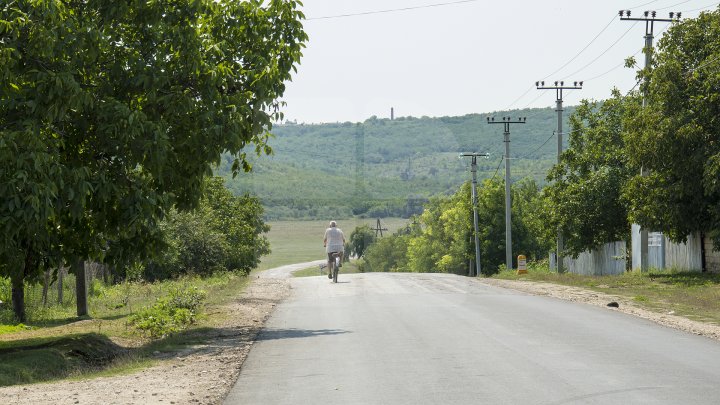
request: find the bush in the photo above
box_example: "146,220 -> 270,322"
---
129,286 -> 206,338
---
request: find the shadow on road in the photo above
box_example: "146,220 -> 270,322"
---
256,328 -> 350,341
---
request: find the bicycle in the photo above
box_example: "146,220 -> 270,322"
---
329,252 -> 341,283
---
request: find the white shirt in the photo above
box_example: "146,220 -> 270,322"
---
324,227 -> 345,253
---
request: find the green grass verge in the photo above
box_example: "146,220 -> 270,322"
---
494,264 -> 720,324
0,272 -> 250,387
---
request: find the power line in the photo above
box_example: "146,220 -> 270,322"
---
681,1 -> 720,13
306,0 -> 480,20
490,156 -> 504,182
517,131 -> 556,160
504,86 -> 535,110
687,53 -> 720,74
541,15 -> 617,81
503,0 -> 670,110
523,89 -> 549,109
583,47 -> 642,82
630,0 -> 661,9
563,22 -> 638,78
657,0 -> 693,11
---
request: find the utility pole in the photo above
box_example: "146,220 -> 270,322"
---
487,117 -> 526,271
460,152 -> 490,276
371,218 -> 388,237
535,80 -> 583,273
619,9 -> 680,272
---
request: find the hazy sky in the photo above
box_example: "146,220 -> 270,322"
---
278,0 -> 718,124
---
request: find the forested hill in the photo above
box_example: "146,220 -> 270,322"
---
218,106 -> 576,220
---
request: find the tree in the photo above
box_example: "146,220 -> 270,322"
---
349,225 -> 376,259
0,1 -> 306,321
622,8 -> 720,247
407,183 -> 472,274
543,91 -> 637,257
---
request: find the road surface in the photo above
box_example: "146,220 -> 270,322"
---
225,272 -> 720,404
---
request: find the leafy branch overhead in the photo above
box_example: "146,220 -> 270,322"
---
0,0 -> 306,321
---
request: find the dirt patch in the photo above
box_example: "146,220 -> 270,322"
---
480,278 -> 720,341
0,277 -> 290,405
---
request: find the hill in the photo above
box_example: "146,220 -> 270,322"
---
217,107 -> 576,219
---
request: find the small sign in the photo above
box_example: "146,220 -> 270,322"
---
648,232 -> 663,247
517,255 -> 527,275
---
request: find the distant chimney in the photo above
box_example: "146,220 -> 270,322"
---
391,107 -> 394,120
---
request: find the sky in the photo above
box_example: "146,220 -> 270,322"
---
278,0 -> 719,124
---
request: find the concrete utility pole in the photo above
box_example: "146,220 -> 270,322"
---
460,152 -> 490,276
619,9 -> 680,272
535,80 -> 583,273
487,117 -> 526,271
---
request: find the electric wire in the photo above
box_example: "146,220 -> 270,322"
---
687,53 -> 720,74
490,156 -> 504,182
656,0 -> 693,11
504,86 -> 535,111
522,89 -> 549,110
503,0 -> 675,111
681,1 -> 720,12
306,0 -> 480,20
562,22 -> 638,79
629,0 -> 661,9
540,15 -> 617,81
583,47 -> 642,82
517,131 -> 556,160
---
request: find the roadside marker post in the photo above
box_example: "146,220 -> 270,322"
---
517,255 -> 527,275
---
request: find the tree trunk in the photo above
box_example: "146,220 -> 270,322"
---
57,268 -> 64,305
74,260 -> 88,317
42,268 -> 50,307
11,275 -> 26,323
102,264 -> 110,285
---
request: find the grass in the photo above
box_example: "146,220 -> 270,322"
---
292,260 -> 363,278
494,264 -> 720,324
256,218 -> 409,271
0,272 -> 250,387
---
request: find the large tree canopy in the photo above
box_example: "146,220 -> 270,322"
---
622,8 -> 720,246
544,91 -> 637,257
0,0 -> 306,320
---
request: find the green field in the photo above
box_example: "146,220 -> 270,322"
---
256,218 -> 409,271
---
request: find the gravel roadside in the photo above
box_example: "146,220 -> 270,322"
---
0,277 -> 290,405
3,272 -> 719,405
480,278 -> 720,341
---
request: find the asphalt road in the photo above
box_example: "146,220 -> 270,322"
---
224,272 -> 720,404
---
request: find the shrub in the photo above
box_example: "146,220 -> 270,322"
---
129,286 -> 206,338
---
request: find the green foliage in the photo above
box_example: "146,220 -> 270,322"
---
622,8 -> 720,248
0,0 -> 306,320
129,286 -> 206,338
219,107 -> 576,220
145,177 -> 270,280
348,225 -> 377,258
361,179 -> 549,274
543,91 -> 635,256
474,178 -> 550,273
0,323 -> 31,335
359,232 -> 412,273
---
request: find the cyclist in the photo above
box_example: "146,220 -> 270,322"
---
323,221 -> 345,279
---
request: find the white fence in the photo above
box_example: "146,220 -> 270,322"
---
555,242 -> 626,276
556,232 -> 705,276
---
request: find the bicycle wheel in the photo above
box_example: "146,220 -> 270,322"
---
333,258 -> 339,283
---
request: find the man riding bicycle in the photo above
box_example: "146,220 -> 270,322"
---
323,221 -> 345,279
